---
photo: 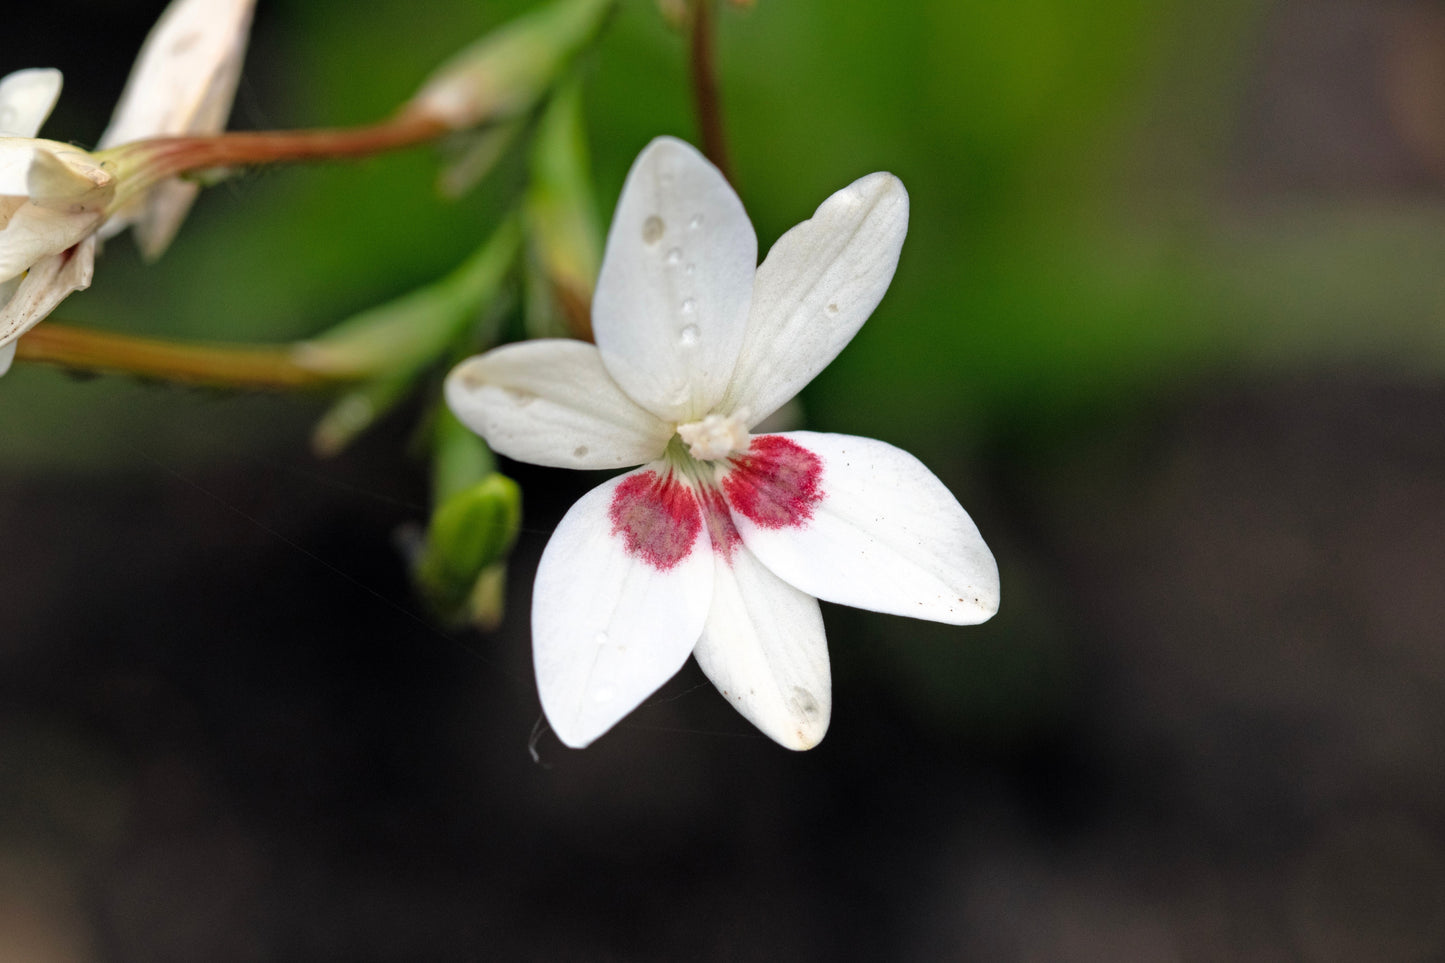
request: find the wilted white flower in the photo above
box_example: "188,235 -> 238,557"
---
0,0 -> 254,368
0,69 -> 108,374
447,137 -> 999,750
97,0 -> 255,258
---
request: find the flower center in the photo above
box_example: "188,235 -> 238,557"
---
675,411 -> 750,461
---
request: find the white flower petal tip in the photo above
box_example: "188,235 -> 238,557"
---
28,146 -> 113,202
99,0 -> 256,257
0,69 -> 62,138
0,339 -> 15,377
100,0 -> 255,149
444,340 -> 673,470
533,466 -> 715,748
694,545 -> 831,750
0,237 -> 98,348
724,171 -> 909,426
721,432 -> 1000,626
592,136 -> 757,422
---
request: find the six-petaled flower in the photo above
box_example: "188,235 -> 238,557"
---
447,136 -> 999,750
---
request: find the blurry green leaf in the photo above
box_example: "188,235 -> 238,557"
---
296,214 -> 520,381
310,374 -> 413,457
432,405 -> 496,504
524,77 -> 601,339
436,120 -> 526,199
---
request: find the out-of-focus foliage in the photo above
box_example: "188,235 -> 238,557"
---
6,7 -> 1445,955
9,0 -> 1445,471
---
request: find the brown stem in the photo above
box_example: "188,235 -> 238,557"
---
688,0 -> 732,181
106,110 -> 451,202
15,323 -> 340,391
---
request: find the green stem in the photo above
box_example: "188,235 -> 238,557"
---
14,323 -> 343,390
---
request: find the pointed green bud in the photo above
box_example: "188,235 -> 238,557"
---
294,215 -> 520,383
407,0 -> 616,133
466,562 -> 509,632
417,473 -> 522,615
310,375 -> 411,457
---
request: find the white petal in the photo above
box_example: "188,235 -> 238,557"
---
720,432 -> 998,625
445,340 -> 673,470
0,141 -> 39,196
592,136 -> 757,421
27,146 -> 112,205
0,69 -> 62,138
722,173 -> 908,426
693,538 -> 831,750
0,339 -> 14,375
99,0 -> 256,258
123,179 -> 204,261
0,236 -> 97,347
533,465 -> 715,748
0,199 -> 102,285
99,0 -> 254,148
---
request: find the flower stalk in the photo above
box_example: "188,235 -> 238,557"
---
98,110 -> 451,211
687,0 -> 732,181
12,322 -> 339,390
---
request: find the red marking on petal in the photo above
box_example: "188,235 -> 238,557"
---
722,435 -> 823,530
609,471 -> 701,571
701,487 -> 742,562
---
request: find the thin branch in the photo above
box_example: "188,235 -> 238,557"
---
688,0 -> 732,181
15,323 -> 341,391
104,110 -> 451,208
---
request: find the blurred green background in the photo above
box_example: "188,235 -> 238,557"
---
5,0 -> 1445,959
16,0 -> 1445,466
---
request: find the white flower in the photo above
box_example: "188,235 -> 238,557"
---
0,0 -> 254,365
446,136 -> 999,750
0,68 -> 107,374
96,0 -> 255,258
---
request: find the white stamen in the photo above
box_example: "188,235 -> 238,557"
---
677,411 -> 751,461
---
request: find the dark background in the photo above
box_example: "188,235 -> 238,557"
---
4,1 -> 1445,959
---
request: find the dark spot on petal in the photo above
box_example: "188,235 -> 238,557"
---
609,471 -> 701,571
723,435 -> 824,529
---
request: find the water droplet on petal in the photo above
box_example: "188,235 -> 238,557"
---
593,631 -> 609,646
679,325 -> 700,346
688,213 -> 704,230
641,215 -> 664,243
665,248 -> 682,265
684,262 -> 695,275
680,298 -> 696,314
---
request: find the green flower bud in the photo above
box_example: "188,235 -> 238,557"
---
417,473 -> 522,615
407,0 -> 616,132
